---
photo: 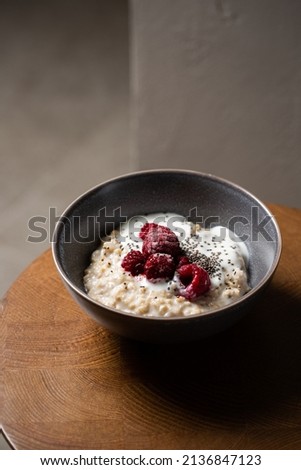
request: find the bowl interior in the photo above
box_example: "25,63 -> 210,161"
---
53,171 -> 280,303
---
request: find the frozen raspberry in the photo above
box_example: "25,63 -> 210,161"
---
177,256 -> 190,268
139,223 -> 173,240
121,250 -> 146,276
141,223 -> 180,257
144,253 -> 176,281
139,223 -> 159,240
177,263 -> 210,300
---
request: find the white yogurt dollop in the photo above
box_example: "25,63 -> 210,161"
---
84,213 -> 250,317
118,213 -> 249,296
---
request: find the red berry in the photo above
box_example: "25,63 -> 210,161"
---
177,263 -> 210,300
141,223 -> 180,257
177,256 -> 190,268
144,253 -> 176,281
139,222 -> 174,240
121,250 -> 146,276
139,223 -> 158,240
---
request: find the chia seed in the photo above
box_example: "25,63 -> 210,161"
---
180,238 -> 221,277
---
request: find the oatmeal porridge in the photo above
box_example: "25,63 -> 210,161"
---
84,213 -> 250,317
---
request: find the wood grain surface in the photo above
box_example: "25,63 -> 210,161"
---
1,204 -> 301,450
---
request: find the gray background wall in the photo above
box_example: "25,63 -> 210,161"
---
131,0 -> 301,207
0,0 -> 130,297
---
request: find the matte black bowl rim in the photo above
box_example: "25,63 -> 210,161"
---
52,169 -> 282,322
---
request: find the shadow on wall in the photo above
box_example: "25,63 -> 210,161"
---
0,0 -> 130,295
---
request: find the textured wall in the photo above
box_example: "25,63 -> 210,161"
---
131,0 -> 301,207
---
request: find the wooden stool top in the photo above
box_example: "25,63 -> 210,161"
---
1,204 -> 301,449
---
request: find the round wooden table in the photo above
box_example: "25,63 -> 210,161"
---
1,204 -> 301,450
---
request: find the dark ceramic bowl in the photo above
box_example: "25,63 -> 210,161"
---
52,170 -> 281,343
